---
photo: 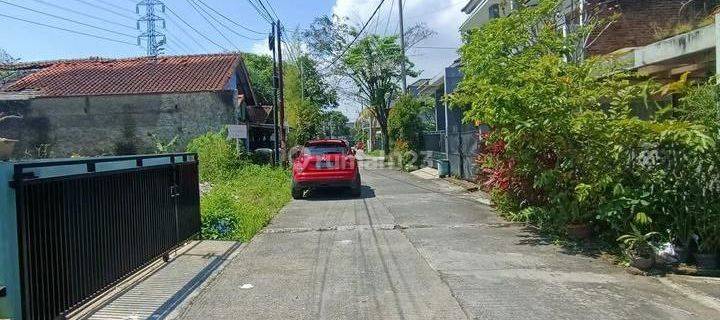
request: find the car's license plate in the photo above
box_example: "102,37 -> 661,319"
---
316,161 -> 335,169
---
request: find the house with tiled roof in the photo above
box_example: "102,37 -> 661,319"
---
0,53 -> 273,157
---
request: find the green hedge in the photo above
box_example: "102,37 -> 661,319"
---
452,0 -> 720,254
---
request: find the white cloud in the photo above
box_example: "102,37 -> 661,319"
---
250,40 -> 272,56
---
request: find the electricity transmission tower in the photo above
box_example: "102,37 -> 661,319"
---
136,0 -> 166,56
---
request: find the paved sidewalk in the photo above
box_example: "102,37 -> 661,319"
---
86,241 -> 240,320
178,166 -> 719,320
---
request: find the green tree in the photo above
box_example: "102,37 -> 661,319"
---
321,110 -> 350,138
343,35 -> 417,155
243,53 -> 274,105
304,15 -> 433,156
280,27 -> 340,146
295,55 -> 339,109
243,48 -> 337,147
290,100 -> 323,145
284,60 -> 316,145
0,49 -> 19,79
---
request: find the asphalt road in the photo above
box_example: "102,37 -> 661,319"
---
178,165 -> 719,320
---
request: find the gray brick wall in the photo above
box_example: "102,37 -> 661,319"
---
0,91 -> 239,158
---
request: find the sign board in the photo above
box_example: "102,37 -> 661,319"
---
227,124 -> 248,140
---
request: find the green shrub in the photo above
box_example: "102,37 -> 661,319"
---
365,149 -> 384,157
453,0 -> 720,249
388,94 -> 432,155
391,138 -> 417,171
186,131 -> 245,182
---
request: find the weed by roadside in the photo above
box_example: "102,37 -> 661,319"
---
365,149 -> 384,157
188,131 -> 291,242
200,165 -> 290,241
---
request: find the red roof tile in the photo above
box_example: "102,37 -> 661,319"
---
3,54 -> 242,98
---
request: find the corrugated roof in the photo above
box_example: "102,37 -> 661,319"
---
2,54 -> 243,98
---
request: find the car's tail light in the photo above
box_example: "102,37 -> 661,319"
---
293,158 -> 304,173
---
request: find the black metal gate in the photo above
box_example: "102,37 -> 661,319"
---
11,154 -> 201,319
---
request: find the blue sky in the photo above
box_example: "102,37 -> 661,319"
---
0,0 -> 468,118
0,0 -> 336,60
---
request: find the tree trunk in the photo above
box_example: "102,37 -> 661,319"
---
380,122 -> 390,157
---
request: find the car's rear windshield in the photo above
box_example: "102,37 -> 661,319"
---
304,143 -> 347,155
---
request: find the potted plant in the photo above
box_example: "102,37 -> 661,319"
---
567,221 -> 593,240
617,224 -> 660,270
0,112 -> 22,160
695,223 -> 719,270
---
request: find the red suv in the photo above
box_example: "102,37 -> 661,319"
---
291,139 -> 361,199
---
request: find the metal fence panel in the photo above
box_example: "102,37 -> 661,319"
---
421,131 -> 445,153
11,154 -> 200,319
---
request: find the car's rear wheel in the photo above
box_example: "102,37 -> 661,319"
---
292,182 -> 304,199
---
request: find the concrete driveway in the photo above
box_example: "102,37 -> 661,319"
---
178,166 -> 719,319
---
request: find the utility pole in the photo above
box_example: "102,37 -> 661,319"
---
270,22 -> 279,166
276,19 -> 287,164
398,0 -> 407,93
136,0 -> 166,57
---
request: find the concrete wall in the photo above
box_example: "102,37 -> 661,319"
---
588,0 -> 717,55
0,91 -> 238,157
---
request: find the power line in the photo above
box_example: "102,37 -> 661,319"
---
167,33 -> 193,53
263,0 -> 279,21
163,42 -> 177,54
29,0 -> 136,31
165,4 -> 229,51
0,12 -> 137,45
165,13 -> 208,52
0,0 -> 136,39
280,39 -> 298,63
321,0 -> 387,72
245,0 -> 272,23
194,0 -> 264,35
372,0 -> 384,34
96,0 -> 135,14
193,0 -> 264,40
255,0 -> 277,21
185,0 -> 239,50
72,0 -> 136,20
384,0 -> 395,35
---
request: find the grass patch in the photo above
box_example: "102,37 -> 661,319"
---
200,165 -> 291,242
188,131 -> 291,242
